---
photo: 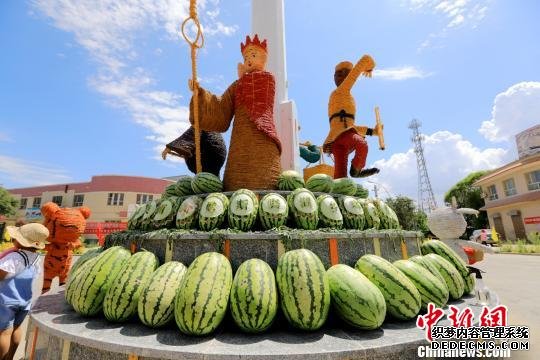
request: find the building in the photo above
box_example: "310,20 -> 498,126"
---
8,175 -> 173,223
474,125 -> 540,241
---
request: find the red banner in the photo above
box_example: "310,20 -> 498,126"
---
524,217 -> 540,224
85,222 -> 128,245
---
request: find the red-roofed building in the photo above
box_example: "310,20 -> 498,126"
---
8,175 -> 173,223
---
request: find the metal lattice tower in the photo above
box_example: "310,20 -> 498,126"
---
409,119 -> 437,213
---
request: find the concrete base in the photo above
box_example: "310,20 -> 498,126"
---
26,288 -> 495,360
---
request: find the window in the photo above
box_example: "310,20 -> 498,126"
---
503,178 -> 517,197
32,197 -> 41,208
107,193 -> 124,206
136,194 -> 154,205
19,198 -> 28,210
526,170 -> 540,191
486,185 -> 498,201
52,196 -> 63,206
73,194 -> 85,207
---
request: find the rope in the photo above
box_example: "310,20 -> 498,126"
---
181,0 -> 205,173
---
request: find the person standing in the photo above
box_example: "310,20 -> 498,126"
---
0,223 -> 49,360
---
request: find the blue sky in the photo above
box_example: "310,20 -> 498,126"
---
1,0 -> 539,204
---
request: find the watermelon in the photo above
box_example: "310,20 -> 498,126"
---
103,251 -> 159,322
287,188 -> 318,230
409,255 -> 448,292
359,199 -> 381,229
66,256 -> 100,306
68,246 -> 131,316
277,170 -> 305,191
373,199 -> 400,229
393,260 -> 449,309
230,259 -> 278,333
175,175 -> 194,196
423,254 -> 465,300
355,254 -> 421,320
175,195 -> 203,229
327,264 -> 386,330
128,204 -> 147,230
337,195 -> 365,230
276,249 -> 330,331
421,240 -> 470,281
258,193 -> 288,230
332,178 -> 357,196
140,200 -> 159,230
138,261 -> 187,328
199,193 -> 229,231
163,183 -> 180,198
463,273 -> 476,295
228,189 -> 259,231
355,183 -> 369,198
191,172 -> 223,194
306,174 -> 334,193
175,252 -> 233,336
68,247 -> 104,282
316,194 -> 343,229
153,196 -> 180,228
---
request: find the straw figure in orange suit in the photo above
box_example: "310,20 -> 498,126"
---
188,34 -> 282,191
40,202 -> 91,293
323,55 -> 382,179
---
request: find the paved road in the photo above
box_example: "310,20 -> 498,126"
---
476,253 -> 539,359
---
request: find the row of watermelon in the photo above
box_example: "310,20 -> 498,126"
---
129,188 -> 399,232
65,239 -> 474,335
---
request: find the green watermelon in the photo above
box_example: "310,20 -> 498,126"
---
228,189 -> 259,231
372,199 -> 400,229
287,188 -> 318,230
140,200 -> 159,230
306,174 -> 334,193
355,254 -> 421,320
175,252 -> 233,336
175,195 -> 203,229
421,240 -> 471,281
332,178 -> 357,196
153,196 -> 180,228
355,183 -> 369,198
128,204 -> 147,230
199,193 -> 229,231
327,264 -> 386,330
337,195 -> 365,230
66,256 -> 100,306
277,170 -> 305,191
423,254 -> 465,300
68,246 -> 131,316
68,247 -> 104,282
409,255 -> 449,292
175,175 -> 194,196
463,273 -> 476,295
103,251 -> 159,322
138,261 -> 187,328
276,249 -> 330,331
191,172 -> 223,194
230,259 -> 278,333
393,260 -> 449,309
163,183 -> 180,198
316,194 -> 343,229
359,199 -> 381,229
258,193 -> 288,230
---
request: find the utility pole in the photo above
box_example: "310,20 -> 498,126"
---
373,184 -> 379,199
409,119 -> 437,213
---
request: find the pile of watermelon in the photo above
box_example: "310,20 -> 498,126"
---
129,171 -> 401,232
65,239 -> 475,335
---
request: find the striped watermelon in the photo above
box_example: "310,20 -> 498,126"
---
276,249 -> 330,331
421,240 -> 470,281
66,256 -> 100,306
463,273 -> 476,295
423,253 -> 465,300
332,178 -> 357,196
287,188 -> 319,230
326,264 -> 386,330
141,200 -> 159,230
230,259 -> 278,333
373,199 -> 400,230
191,172 -> 223,194
175,252 -> 233,336
355,254 -> 421,320
175,175 -> 194,196
306,174 -> 334,193
359,199 -> 381,229
337,195 -> 365,230
316,194 -> 343,229
176,195 -> 203,229
128,204 -> 147,230
103,251 -> 159,322
199,193 -> 229,231
138,261 -> 187,328
277,170 -> 305,191
68,247 -> 104,282
163,183 -> 180,198
258,193 -> 288,230
68,246 -> 131,316
393,260 -> 449,309
409,255 -> 448,292
228,189 -> 259,231
153,196 -> 180,228
355,183 -> 369,198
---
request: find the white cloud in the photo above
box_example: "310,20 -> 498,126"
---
479,82 -> 540,142
0,155 -> 72,187
374,66 -> 432,81
32,0 -> 236,157
365,130 -> 509,205
0,132 -> 14,143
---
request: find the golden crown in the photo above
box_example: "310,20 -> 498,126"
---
241,34 -> 267,54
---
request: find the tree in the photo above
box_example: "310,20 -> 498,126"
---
385,196 -> 428,233
444,170 -> 490,235
0,187 -> 19,217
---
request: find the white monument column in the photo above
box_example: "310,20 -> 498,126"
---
252,0 -> 299,171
